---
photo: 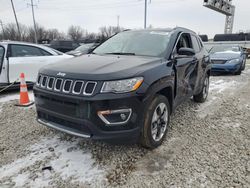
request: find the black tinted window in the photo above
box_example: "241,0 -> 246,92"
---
0,46 -> 4,68
191,35 -> 201,53
10,45 -> 45,57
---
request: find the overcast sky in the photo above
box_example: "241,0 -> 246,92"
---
0,0 -> 249,38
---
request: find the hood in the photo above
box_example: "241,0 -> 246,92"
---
66,50 -> 83,56
210,51 -> 241,60
40,54 -> 163,80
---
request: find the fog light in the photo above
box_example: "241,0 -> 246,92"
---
97,109 -> 132,125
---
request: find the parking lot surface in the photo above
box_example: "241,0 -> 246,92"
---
0,62 -> 250,187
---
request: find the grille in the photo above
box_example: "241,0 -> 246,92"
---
55,78 -> 63,91
41,76 -> 48,88
72,81 -> 84,94
83,82 -> 97,95
36,74 -> 97,96
37,111 -> 91,134
212,60 -> 226,64
47,77 -> 55,90
63,80 -> 73,93
36,75 -> 42,86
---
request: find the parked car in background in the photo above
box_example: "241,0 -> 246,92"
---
66,43 -> 99,56
0,41 -> 72,89
34,27 -> 211,148
49,40 -> 80,53
209,45 -> 247,75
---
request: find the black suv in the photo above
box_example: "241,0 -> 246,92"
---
34,28 -> 211,148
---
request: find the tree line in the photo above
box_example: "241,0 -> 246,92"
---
0,23 -> 125,43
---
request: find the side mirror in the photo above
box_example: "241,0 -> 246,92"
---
178,47 -> 195,56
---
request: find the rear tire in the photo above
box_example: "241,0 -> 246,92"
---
193,75 -> 209,103
140,95 -> 170,149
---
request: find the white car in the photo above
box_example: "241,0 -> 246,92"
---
0,41 -> 72,89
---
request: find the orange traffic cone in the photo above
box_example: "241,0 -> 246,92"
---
16,73 -> 34,107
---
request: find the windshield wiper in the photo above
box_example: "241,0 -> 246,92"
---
104,52 -> 136,55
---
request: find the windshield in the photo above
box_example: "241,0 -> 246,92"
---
49,48 -> 63,55
210,45 -> 240,54
93,30 -> 172,57
75,43 -> 95,52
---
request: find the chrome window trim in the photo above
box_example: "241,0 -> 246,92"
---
72,80 -> 84,95
54,78 -> 63,92
41,76 -> 48,88
62,79 -> 73,93
47,77 -> 55,90
83,81 -> 97,96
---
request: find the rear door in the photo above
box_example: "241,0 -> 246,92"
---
7,44 -> 69,83
0,45 -> 8,84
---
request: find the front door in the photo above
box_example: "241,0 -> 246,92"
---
173,33 -> 198,106
7,44 -> 68,83
0,45 -> 8,85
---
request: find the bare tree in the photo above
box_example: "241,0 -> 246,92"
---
98,26 -> 124,42
47,29 -> 65,40
68,25 -> 85,41
2,23 -> 28,41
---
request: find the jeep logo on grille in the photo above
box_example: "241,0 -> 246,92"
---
57,72 -> 66,77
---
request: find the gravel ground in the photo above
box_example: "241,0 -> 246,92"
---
0,62 -> 250,188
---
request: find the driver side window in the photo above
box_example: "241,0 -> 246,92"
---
176,33 -> 192,54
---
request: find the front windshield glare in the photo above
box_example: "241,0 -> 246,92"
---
93,31 -> 171,57
210,45 -> 240,53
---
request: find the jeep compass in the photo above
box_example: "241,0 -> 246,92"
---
34,28 -> 211,148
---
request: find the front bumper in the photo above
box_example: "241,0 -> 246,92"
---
211,63 -> 241,73
34,87 -> 144,142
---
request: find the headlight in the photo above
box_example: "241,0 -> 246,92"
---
227,59 -> 240,64
101,77 -> 144,93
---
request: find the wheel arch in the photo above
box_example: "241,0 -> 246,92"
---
143,77 -> 174,114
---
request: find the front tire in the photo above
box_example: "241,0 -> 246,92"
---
235,69 -> 242,75
140,95 -> 170,149
241,59 -> 246,71
193,75 -> 209,103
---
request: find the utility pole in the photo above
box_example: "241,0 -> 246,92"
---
10,0 -> 21,40
0,20 -> 5,39
203,0 -> 235,34
117,15 -> 120,29
144,0 -> 147,29
29,0 -> 38,43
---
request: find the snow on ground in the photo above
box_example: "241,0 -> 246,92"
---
195,78 -> 239,118
209,79 -> 237,93
0,91 -> 34,103
0,136 -> 106,187
0,91 -> 34,112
